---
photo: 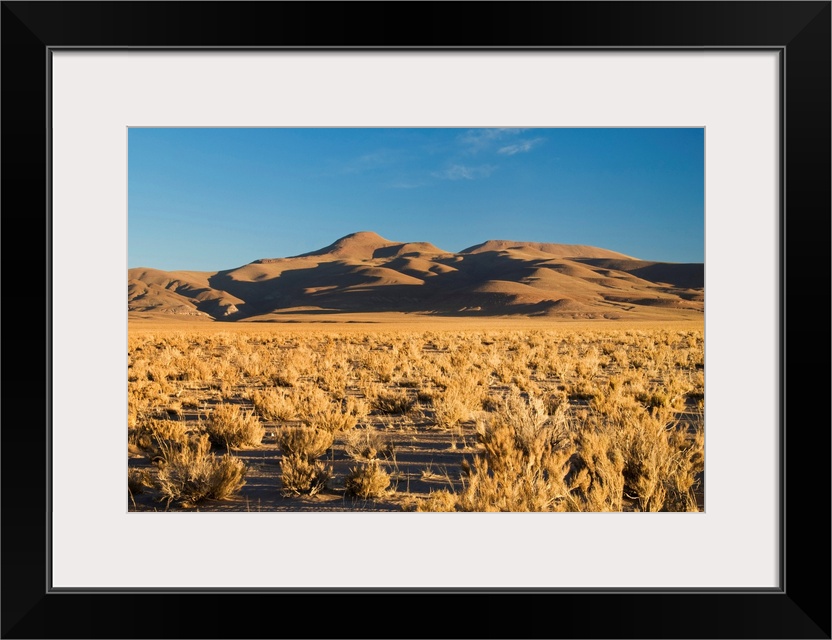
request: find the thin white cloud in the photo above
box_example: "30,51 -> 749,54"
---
434,164 -> 496,180
498,137 -> 544,156
341,149 -> 399,174
459,128 -> 527,152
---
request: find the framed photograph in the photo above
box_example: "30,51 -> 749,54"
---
3,2 -> 829,638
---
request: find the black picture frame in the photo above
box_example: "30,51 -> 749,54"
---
2,2 -> 829,638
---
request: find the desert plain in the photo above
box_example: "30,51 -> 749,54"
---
128,232 -> 704,512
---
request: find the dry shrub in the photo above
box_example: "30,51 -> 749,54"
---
127,406 -> 139,430
143,417 -> 190,444
512,374 -> 542,397
543,388 -> 569,415
569,427 -> 626,511
371,389 -> 415,415
214,360 -> 242,395
634,379 -> 690,412
280,454 -> 332,496
317,366 -> 348,399
251,388 -> 296,422
295,385 -> 332,417
207,404 -> 265,448
454,391 -> 575,512
345,461 -> 391,499
575,347 -> 600,379
365,350 -> 397,382
277,425 -> 334,496
270,365 -> 300,388
494,361 -> 516,384
618,411 -> 703,512
234,350 -> 266,378
481,392 -> 503,413
687,370 -> 705,400
434,395 -> 469,430
343,428 -> 388,461
551,355 -> 573,381
433,379 -> 485,430
304,403 -> 357,433
277,426 -> 334,460
145,363 -> 173,387
395,376 -> 420,389
129,357 -> 149,383
455,449 -> 573,512
566,379 -> 600,401
156,434 -> 247,507
415,490 -> 457,512
129,379 -> 169,411
590,384 -> 642,417
663,427 -> 704,511
128,468 -> 152,495
609,347 -> 630,368
345,396 -> 370,420
483,389 -> 571,458
180,352 -> 213,382
494,390 -> 550,458
658,419 -> 704,511
130,418 -> 194,459
128,428 -> 154,453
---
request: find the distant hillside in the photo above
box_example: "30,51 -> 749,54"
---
129,231 -> 703,321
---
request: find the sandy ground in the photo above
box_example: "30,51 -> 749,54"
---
129,313 -> 705,333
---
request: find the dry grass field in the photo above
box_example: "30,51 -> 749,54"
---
128,317 -> 704,512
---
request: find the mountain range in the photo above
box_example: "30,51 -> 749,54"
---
128,231 -> 704,321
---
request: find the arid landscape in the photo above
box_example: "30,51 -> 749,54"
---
129,231 -> 703,322
128,232 -> 704,513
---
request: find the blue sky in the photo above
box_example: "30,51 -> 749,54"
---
128,127 -> 704,272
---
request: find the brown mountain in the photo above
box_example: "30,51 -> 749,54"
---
128,231 -> 703,321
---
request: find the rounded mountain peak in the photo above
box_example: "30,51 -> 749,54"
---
298,231 -> 397,260
339,231 -> 389,243
460,239 -> 634,259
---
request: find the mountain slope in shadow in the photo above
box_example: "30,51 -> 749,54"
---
128,231 -> 703,321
